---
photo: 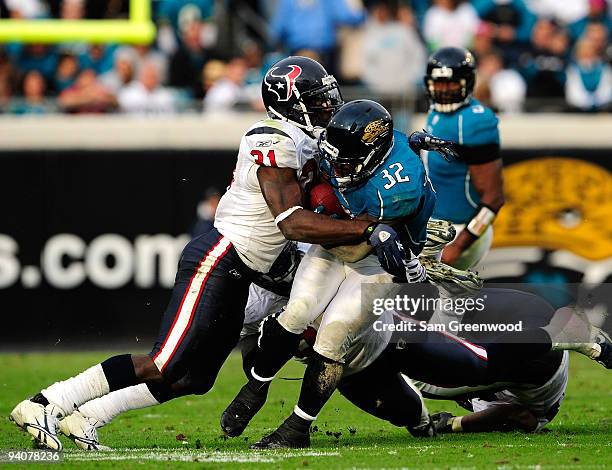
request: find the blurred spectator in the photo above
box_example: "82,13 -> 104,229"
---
100,48 -> 137,95
472,0 -> 537,66
157,0 -> 216,54
119,61 -> 176,115
584,22 -> 612,62
59,69 -> 117,113
202,59 -> 226,96
79,45 -> 116,76
191,187 -> 221,237
565,38 -> 612,110
568,0 -> 612,41
7,44 -> 58,84
472,21 -> 496,58
269,0 -> 366,72
475,49 -> 526,112
169,21 -> 210,99
54,53 -> 80,92
519,19 -> 569,98
526,0 -> 589,26
61,0 -> 85,20
10,71 -> 55,114
5,0 -> 48,18
242,41 -> 266,87
241,41 -> 267,110
133,45 -> 169,85
0,51 -> 16,107
202,57 -> 249,111
423,0 -> 480,51
361,1 -> 426,95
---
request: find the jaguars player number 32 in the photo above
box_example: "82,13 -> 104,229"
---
424,47 -> 505,270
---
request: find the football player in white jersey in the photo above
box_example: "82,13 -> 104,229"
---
9,56 -> 408,451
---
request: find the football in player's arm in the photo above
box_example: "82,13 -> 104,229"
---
423,47 -> 505,269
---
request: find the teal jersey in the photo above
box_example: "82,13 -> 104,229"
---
332,130 -> 436,255
425,98 -> 500,224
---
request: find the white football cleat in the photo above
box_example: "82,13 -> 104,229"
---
421,219 -> 456,258
419,256 -> 483,296
59,411 -> 110,451
10,398 -> 63,450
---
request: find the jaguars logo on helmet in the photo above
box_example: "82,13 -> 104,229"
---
319,100 -> 394,188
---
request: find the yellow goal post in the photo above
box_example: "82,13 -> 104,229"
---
0,0 -> 156,44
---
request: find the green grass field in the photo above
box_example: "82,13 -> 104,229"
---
0,351 -> 610,469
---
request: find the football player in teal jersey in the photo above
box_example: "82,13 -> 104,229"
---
220,100 -> 462,448
424,47 -> 505,270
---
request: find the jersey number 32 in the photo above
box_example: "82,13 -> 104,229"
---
381,162 -> 410,189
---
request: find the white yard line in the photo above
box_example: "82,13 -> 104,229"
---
64,448 -> 341,463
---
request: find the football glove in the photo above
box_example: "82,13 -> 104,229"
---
405,255 -> 427,283
367,224 -> 407,278
409,130 -> 459,162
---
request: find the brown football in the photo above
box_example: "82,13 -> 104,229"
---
309,181 -> 348,218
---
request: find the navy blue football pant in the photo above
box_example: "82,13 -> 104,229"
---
148,228 -> 256,396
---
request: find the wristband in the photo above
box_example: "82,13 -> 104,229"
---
466,205 -> 496,238
363,223 -> 378,243
274,206 -> 303,226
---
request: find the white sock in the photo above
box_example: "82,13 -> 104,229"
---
42,364 -> 110,416
544,307 -> 601,359
78,383 -> 159,427
543,306 -> 593,344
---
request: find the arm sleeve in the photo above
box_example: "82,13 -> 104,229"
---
458,107 -> 501,165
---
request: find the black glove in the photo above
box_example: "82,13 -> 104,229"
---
367,224 -> 407,278
409,130 -> 459,162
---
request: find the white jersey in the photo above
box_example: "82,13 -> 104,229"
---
214,118 -> 318,273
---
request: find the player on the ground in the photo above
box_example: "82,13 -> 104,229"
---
9,56 -> 409,451
220,99 -> 469,449
424,47 -> 505,269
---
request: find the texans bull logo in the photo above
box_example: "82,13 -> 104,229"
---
265,65 -> 303,102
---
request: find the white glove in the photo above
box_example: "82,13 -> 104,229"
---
405,255 -> 427,283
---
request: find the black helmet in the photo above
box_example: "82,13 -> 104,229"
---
424,47 -> 476,113
318,100 -> 393,189
262,56 -> 343,132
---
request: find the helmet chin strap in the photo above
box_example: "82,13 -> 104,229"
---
267,103 -> 315,134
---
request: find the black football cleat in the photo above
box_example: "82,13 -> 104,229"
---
250,426 -> 310,450
250,414 -> 311,450
220,381 -> 269,437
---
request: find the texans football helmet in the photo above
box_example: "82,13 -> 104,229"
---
262,56 -> 343,133
318,99 -> 393,188
424,47 -> 476,113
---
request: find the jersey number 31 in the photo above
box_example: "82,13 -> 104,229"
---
251,149 -> 277,167
381,162 -> 409,189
